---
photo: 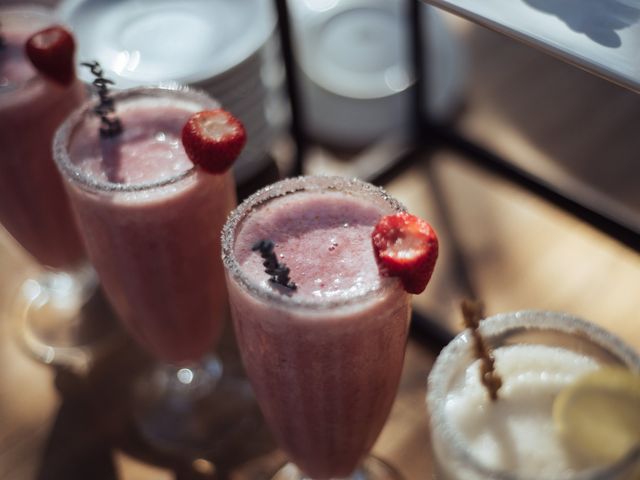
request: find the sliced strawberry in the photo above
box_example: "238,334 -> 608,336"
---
371,212 -> 438,294
25,26 -> 76,86
181,109 -> 247,174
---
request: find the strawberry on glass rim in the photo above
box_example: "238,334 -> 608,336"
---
25,25 -> 76,87
181,109 -> 247,174
371,212 -> 438,294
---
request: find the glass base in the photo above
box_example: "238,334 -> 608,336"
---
11,265 -> 123,373
273,456 -> 403,480
133,354 -> 262,456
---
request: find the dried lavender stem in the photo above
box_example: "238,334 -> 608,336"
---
461,300 -> 502,401
81,61 -> 122,138
252,239 -> 297,291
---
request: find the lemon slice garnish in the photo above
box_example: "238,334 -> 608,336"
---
553,367 -> 640,466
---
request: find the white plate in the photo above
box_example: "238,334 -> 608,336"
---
210,72 -> 267,109
220,87 -> 268,116
57,0 -> 276,88
192,48 -> 265,93
297,0 -> 411,100
292,0 -> 467,147
232,122 -> 275,184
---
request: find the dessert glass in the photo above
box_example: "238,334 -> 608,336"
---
0,5 -> 114,371
222,176 -> 412,479
54,84 -> 250,453
427,310 -> 640,480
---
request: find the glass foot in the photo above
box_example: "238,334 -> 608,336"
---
272,456 -> 403,480
133,355 -> 262,456
11,266 -> 123,373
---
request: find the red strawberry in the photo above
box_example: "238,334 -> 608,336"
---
371,212 -> 438,294
25,25 -> 76,86
181,109 -> 247,174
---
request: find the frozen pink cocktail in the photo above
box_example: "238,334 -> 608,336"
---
54,86 -> 236,364
0,7 -> 86,269
222,176 -> 412,479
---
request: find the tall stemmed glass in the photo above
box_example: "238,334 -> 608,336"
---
53,84 -> 246,453
222,176 -> 412,479
0,5 -> 113,371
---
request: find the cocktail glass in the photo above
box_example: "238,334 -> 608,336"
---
427,310 -> 640,480
222,176 -> 412,479
53,84 -> 251,453
0,5 -> 114,371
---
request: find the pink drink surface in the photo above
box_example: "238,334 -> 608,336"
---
0,26 -> 86,269
66,102 -> 236,363
228,191 -> 411,479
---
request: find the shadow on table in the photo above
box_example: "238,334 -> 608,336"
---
34,385 -> 117,480
523,0 -> 640,47
34,327 -> 278,480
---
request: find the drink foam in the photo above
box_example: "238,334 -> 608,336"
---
235,190 -> 386,301
445,344 -> 601,476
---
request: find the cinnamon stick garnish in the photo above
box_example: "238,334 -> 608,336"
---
461,300 -> 502,401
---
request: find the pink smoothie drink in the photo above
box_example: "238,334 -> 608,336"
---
0,7 -> 86,269
54,87 -> 236,364
222,177 -> 411,479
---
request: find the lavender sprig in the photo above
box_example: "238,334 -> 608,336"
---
0,22 -> 5,50
252,239 -> 297,291
461,300 -> 502,401
81,61 -> 122,138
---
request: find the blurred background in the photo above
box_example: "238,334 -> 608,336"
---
1,0 -> 639,478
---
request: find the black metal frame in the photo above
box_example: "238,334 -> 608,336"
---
273,0 -> 639,252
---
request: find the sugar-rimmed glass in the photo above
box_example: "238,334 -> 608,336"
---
222,176 -> 412,479
0,5 -> 119,371
53,84 -> 253,454
427,310 -> 640,480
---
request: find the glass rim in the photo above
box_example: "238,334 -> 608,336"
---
427,310 -> 640,480
221,175 -> 407,311
52,84 -> 218,193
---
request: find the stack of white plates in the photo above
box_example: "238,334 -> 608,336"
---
56,0 -> 286,184
288,0 -> 467,149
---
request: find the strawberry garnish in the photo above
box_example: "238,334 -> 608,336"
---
371,212 -> 438,294
25,26 -> 76,86
181,109 -> 247,174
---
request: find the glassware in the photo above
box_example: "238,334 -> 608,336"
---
0,5 -> 116,371
427,310 -> 640,480
222,176 -> 412,479
57,0 -> 285,187
53,84 -> 252,454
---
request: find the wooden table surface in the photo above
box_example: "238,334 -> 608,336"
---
1,4 -> 640,480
